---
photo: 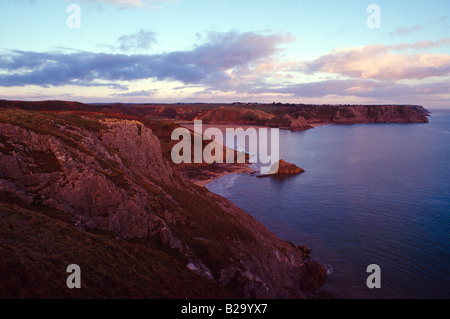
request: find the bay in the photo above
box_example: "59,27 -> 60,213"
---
207,110 -> 450,299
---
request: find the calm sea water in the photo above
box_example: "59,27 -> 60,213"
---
207,110 -> 450,299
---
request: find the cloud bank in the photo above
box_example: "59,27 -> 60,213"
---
0,31 -> 449,105
116,29 -> 157,52
302,40 -> 450,81
0,31 -> 291,88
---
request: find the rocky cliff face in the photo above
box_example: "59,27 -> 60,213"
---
200,106 -> 275,124
0,109 -> 326,298
0,100 -> 430,128
0,118 -> 180,242
288,115 -> 311,130
332,105 -> 429,124
198,104 -> 429,127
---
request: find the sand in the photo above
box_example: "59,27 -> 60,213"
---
192,164 -> 256,187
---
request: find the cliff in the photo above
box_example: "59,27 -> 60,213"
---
0,100 -> 430,298
196,104 -> 429,127
0,108 -> 326,298
0,100 -> 430,128
331,105 -> 430,124
199,105 -> 275,124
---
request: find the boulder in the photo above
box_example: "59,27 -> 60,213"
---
269,159 -> 305,175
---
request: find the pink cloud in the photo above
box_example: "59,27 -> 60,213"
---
388,24 -> 424,36
303,39 -> 450,81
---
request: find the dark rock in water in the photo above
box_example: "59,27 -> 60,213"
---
256,159 -> 305,177
270,159 -> 305,175
299,260 -> 327,293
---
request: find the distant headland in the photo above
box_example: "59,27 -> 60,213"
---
0,100 -> 430,131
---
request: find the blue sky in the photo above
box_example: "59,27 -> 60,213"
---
1,0 -> 449,107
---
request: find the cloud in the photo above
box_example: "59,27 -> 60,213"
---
302,39 -> 450,81
116,29 -> 157,52
394,38 -> 450,50
388,24 -> 424,37
1,32 -> 449,105
246,79 -> 450,101
0,31 -> 291,90
112,89 -> 158,97
387,16 -> 448,37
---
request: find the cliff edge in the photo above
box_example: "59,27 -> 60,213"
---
198,104 -> 429,128
0,108 -> 326,298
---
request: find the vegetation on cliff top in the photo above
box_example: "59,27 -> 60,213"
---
0,105 -> 328,298
0,201 -> 232,298
0,100 -> 429,298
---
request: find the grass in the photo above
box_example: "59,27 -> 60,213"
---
0,108 -> 106,134
0,106 -> 321,298
0,108 -> 247,298
0,202 -> 233,299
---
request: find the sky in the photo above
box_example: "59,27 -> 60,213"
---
0,0 -> 449,108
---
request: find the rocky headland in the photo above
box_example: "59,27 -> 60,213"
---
0,100 -> 430,129
0,100 -> 430,299
177,103 -> 430,129
0,106 -> 327,299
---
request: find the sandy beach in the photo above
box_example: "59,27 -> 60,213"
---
192,163 -> 256,187
176,122 -> 324,187
176,122 -> 264,187
178,122 -> 271,138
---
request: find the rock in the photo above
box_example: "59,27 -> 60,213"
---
0,120 -> 180,241
200,106 -> 275,124
299,260 -> 327,293
268,159 -> 305,175
289,115 -> 311,130
332,105 -> 429,124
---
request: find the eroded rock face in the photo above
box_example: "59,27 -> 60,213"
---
289,115 -> 311,130
0,114 -> 325,299
0,119 -> 181,244
269,159 -> 305,175
200,106 -> 275,124
332,105 -> 429,124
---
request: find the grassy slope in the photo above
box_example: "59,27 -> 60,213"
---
0,202 -> 233,299
0,108 -> 237,298
0,105 -> 323,298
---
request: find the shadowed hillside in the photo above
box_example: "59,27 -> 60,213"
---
0,105 -> 327,299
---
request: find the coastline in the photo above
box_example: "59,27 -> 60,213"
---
177,122 -> 314,187
193,163 -> 256,187
177,122 -> 261,187
0,101 -> 435,299
178,122 -> 271,137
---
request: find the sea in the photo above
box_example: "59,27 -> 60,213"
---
206,110 -> 450,299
